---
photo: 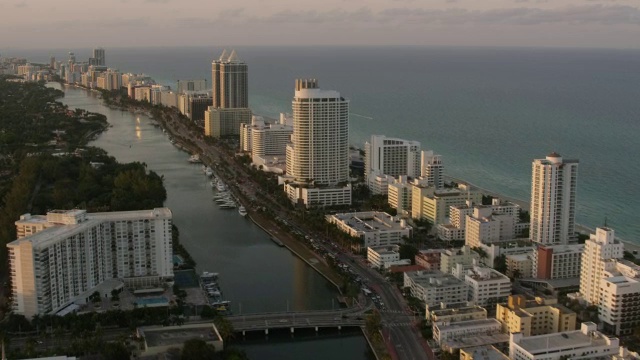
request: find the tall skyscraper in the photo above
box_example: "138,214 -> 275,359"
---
211,49 -> 248,108
529,152 -> 579,245
93,47 -> 105,66
579,227 -> 623,305
284,79 -> 351,207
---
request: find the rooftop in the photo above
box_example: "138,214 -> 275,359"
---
331,211 -> 411,233
8,208 -> 172,249
141,323 -> 222,348
436,319 -> 501,332
515,324 -> 616,355
461,345 -> 510,360
431,305 -> 486,317
406,270 -> 465,288
441,332 -> 510,350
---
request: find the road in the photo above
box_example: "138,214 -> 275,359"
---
154,108 -> 433,359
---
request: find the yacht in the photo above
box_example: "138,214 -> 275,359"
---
205,167 -> 213,177
238,206 -> 247,217
219,202 -> 237,209
216,182 -> 226,192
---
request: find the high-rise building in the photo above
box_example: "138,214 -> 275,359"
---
8,208 -> 173,318
579,227 -> 624,305
365,135 -> 421,178
530,153 -> 579,245
93,47 -> 105,66
421,150 -> 444,189
283,79 -> 351,207
177,79 -> 207,94
211,49 -> 248,109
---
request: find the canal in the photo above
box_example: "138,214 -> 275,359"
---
54,84 -> 374,359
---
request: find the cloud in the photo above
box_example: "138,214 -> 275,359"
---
241,4 -> 640,27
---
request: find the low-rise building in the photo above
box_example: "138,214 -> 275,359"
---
434,319 -> 503,348
411,184 -> 481,225
455,264 -> 511,307
403,270 -> 468,307
509,322 -> 620,360
496,295 -> 576,337
415,249 -> 443,271
440,245 -> 480,275
507,253 -> 533,279
137,323 -> 223,356
367,245 -> 410,269
534,243 -> 583,280
327,211 -> 412,248
428,304 -> 487,323
460,345 -> 510,360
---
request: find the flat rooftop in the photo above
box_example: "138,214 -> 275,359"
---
331,211 -> 410,233
516,330 -> 611,355
406,270 -> 465,288
462,345 -> 509,360
442,333 -> 510,350
8,208 -> 171,249
437,319 -> 501,331
431,305 -> 486,317
142,324 -> 221,348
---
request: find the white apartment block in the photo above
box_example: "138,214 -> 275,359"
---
454,264 -> 512,307
580,227 -> 624,305
239,115 -> 293,168
365,135 -> 421,179
599,275 -> 640,336
465,207 -> 517,249
440,245 -> 480,275
420,150 -> 444,189
533,243 -> 583,280
509,322 -> 620,360
284,79 -> 351,207
403,270 -> 468,307
327,211 -> 412,249
366,245 -> 410,269
530,152 -> 579,246
412,184 -> 481,225
366,172 -> 395,196
506,253 -> 534,279
8,208 -> 173,318
437,201 -> 474,241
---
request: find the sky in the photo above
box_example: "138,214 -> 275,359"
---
1,0 -> 639,49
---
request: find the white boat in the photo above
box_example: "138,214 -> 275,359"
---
238,206 -> 247,217
205,167 -> 213,177
219,203 -> 237,209
216,183 -> 226,191
188,154 -> 201,163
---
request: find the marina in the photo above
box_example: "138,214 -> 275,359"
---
200,271 -> 231,312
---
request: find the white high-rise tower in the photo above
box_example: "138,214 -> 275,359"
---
579,227 -> 623,305
284,79 -> 351,207
530,152 -> 579,245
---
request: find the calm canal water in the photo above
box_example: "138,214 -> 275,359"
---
54,84 -> 373,359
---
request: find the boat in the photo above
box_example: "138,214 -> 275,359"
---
205,167 -> 213,177
219,203 -> 236,209
238,206 -> 247,217
188,154 -> 201,163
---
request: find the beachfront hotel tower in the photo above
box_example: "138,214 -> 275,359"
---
283,79 -> 351,207
211,49 -> 248,109
529,152 -> 579,245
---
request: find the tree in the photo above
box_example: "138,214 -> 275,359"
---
180,338 -> 220,360
365,310 -> 382,335
494,254 -> 507,274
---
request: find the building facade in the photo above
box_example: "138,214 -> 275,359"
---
530,153 -> 579,246
8,209 -> 173,318
327,211 -> 412,248
284,79 -> 351,207
211,49 -> 248,109
364,135 -> 421,178
496,295 -> 576,337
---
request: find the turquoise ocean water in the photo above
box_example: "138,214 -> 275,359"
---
12,46 -> 640,241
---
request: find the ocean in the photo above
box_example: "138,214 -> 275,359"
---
10,46 -> 640,241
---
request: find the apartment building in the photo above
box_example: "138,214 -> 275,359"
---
8,208 -> 173,318
496,295 -> 576,337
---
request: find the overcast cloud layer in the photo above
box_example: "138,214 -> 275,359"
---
1,0 -> 639,48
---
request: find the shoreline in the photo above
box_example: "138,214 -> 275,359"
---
446,175 -> 640,253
